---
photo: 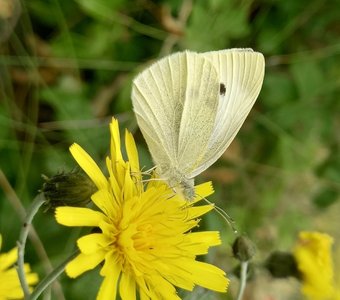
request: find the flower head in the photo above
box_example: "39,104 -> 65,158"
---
56,118 -> 228,299
293,231 -> 337,300
0,234 -> 38,300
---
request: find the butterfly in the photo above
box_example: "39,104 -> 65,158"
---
132,49 -> 265,199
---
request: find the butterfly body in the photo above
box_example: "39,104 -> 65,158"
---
158,164 -> 195,199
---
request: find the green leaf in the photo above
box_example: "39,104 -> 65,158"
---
184,0 -> 249,51
75,0 -> 125,20
290,60 -> 324,100
261,72 -> 296,108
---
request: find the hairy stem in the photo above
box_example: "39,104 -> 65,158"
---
17,194 -> 46,299
0,169 -> 65,300
30,250 -> 79,300
236,261 -> 249,300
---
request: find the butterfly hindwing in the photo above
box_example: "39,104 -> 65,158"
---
187,49 -> 265,178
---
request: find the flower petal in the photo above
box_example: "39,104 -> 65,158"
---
97,251 -> 121,299
106,157 -> 122,201
66,251 -> 105,278
184,231 -> 221,254
97,266 -> 120,300
26,271 -> 39,285
122,165 -> 134,201
92,189 -> 117,219
148,275 -> 180,300
193,181 -> 214,202
0,247 -> 17,271
55,207 -> 106,227
100,250 -> 120,276
69,143 -> 107,190
187,260 -> 228,292
125,129 -> 140,177
110,118 -> 123,163
77,233 -> 112,254
187,204 -> 214,219
119,272 -> 136,300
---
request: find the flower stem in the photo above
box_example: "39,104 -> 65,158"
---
236,261 -> 249,300
17,194 -> 46,299
30,250 -> 79,300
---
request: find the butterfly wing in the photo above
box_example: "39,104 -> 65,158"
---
132,51 -> 220,178
187,49 -> 265,178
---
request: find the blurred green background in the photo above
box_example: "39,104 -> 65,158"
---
1,0 -> 340,299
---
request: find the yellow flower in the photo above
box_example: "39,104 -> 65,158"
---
0,234 -> 38,300
55,118 -> 229,300
293,231 -> 338,300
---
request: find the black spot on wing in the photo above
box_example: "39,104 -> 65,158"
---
220,83 -> 226,96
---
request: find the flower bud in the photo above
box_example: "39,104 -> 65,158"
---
41,168 -> 96,210
265,251 -> 300,279
232,235 -> 256,262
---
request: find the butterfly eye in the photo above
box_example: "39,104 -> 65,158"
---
219,83 -> 226,96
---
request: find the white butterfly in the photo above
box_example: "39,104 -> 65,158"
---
132,49 -> 265,199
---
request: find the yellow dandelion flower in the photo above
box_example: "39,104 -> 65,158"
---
0,234 -> 38,300
293,231 -> 337,300
55,118 -> 229,300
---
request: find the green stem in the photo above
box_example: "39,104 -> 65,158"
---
30,250 -> 79,300
236,261 -> 249,300
17,194 -> 46,299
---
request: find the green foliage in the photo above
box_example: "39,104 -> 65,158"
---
313,186 -> 338,208
184,0 -> 249,50
1,0 -> 340,298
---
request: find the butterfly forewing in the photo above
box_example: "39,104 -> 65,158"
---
132,52 -> 185,166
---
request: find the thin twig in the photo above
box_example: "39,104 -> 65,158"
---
236,261 -> 249,300
30,250 -> 79,300
0,55 -> 138,70
17,194 -> 46,299
159,0 -> 193,56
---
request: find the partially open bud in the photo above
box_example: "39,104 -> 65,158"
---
265,251 -> 301,279
41,168 -> 96,210
232,235 -> 256,262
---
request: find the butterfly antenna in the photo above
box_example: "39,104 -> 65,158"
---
133,165 -> 167,184
198,195 -> 238,234
139,165 -> 157,175
141,177 -> 166,185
